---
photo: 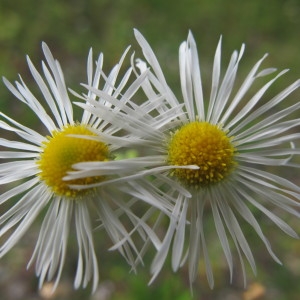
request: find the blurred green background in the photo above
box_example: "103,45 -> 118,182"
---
0,0 -> 300,299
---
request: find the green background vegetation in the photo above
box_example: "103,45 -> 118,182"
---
0,0 -> 299,299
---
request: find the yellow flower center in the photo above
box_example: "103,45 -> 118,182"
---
37,124 -> 110,198
167,121 -> 236,188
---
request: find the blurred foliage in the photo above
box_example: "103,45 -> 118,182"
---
0,0 -> 300,299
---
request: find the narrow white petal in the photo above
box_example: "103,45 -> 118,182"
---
221,54 -> 270,125
67,164 -> 199,190
207,36 -> 222,121
224,182 -> 282,264
26,55 -> 64,127
172,197 -> 188,271
187,31 -> 205,120
0,184 -> 50,257
0,177 -> 39,205
149,197 -> 182,284
237,175 -> 299,238
134,29 -> 170,91
217,197 -> 257,276
0,112 -> 45,145
0,137 -> 41,152
188,196 -> 202,284
0,151 -> 38,159
42,42 -> 74,124
227,69 -> 289,129
179,41 -> 194,121
230,79 -> 300,136
74,202 -> 99,293
210,189 -> 233,281
198,198 -> 214,289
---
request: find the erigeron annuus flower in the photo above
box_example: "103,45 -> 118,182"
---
72,29 -> 300,289
134,30 -> 300,287
0,42 -> 150,292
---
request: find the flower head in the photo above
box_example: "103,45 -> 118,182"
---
0,43 -> 148,292
167,121 -> 237,188
134,30 -> 300,288
76,30 -> 300,289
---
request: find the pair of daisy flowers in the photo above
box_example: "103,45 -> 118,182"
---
0,29 -> 299,293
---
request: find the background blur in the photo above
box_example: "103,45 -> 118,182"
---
0,0 -> 300,299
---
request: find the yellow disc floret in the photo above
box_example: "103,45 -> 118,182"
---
167,121 -> 236,188
37,124 -> 110,198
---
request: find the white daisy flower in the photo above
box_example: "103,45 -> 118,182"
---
72,30 -> 300,289
0,42 -> 149,292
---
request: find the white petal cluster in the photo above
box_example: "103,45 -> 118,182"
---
0,30 -> 300,294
